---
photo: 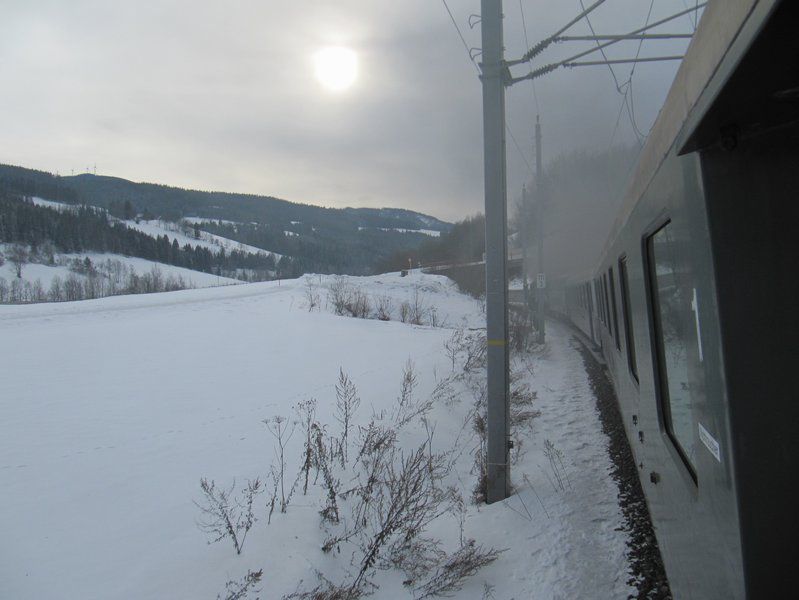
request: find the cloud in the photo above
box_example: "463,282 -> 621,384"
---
0,0 -> 696,221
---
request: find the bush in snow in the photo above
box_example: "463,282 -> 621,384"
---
399,300 -> 411,323
264,416 -> 298,514
334,369 -> 361,465
305,278 -> 321,312
197,357 -> 501,597
375,295 -> 393,321
218,569 -> 263,600
195,477 -> 262,555
328,277 -> 354,316
413,540 -> 502,599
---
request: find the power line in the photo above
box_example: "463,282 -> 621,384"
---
565,55 -> 684,68
609,86 -> 629,147
517,0 -> 541,115
441,0 -> 481,75
578,0 -> 623,91
627,0 -> 656,140
556,33 -> 692,41
513,0 -> 608,64
509,3 -> 706,72
507,124 -> 534,176
440,0 -> 533,180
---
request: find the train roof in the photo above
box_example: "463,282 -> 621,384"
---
602,0 -> 781,258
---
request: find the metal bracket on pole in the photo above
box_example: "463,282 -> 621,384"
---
481,0 -> 510,504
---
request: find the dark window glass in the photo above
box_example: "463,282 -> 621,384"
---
603,273 -> 612,328
646,222 -> 698,480
618,257 -> 638,382
596,279 -> 604,324
609,267 -> 621,350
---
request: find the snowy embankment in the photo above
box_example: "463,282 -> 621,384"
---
0,272 -> 632,599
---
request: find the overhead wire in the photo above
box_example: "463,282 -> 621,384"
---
627,0 -> 656,141
441,0 -> 481,75
507,125 -> 535,176
578,0 -> 654,146
440,0 -> 534,178
509,3 -> 705,82
515,0 -> 608,64
517,0 -> 541,116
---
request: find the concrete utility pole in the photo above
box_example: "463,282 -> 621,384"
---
480,0 -> 510,503
535,116 -> 546,344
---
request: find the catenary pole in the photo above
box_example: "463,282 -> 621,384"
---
480,0 -> 510,503
535,116 -> 546,344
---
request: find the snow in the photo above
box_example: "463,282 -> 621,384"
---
358,226 -> 441,237
30,196 -> 81,212
25,198 -> 282,259
0,273 -> 632,599
0,246 -> 239,292
183,217 -> 240,226
124,219 -> 281,259
0,258 -> 71,288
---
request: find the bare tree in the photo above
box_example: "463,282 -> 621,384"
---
49,275 -> 63,302
444,328 -> 464,371
8,244 -> 29,279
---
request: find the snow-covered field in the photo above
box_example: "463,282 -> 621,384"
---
0,273 -> 632,599
0,245 -> 239,298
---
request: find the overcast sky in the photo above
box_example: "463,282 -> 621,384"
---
0,1 -> 699,221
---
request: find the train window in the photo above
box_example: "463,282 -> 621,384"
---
594,280 -> 602,324
618,256 -> 638,382
646,222 -> 698,481
609,267 -> 621,350
599,278 -> 607,325
603,273 -> 612,330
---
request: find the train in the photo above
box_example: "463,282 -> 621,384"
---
555,1 -> 798,597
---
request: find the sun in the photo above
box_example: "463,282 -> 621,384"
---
313,46 -> 358,92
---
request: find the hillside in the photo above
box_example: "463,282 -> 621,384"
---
0,164 -> 451,275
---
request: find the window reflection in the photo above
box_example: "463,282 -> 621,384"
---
649,223 -> 698,476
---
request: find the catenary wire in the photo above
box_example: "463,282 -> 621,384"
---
440,0 -> 534,178
441,0 -> 481,75
518,0 -> 542,116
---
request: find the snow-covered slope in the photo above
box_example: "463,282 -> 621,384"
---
0,245 -> 239,298
124,219 -> 281,259
0,273 -> 632,599
28,197 -> 281,258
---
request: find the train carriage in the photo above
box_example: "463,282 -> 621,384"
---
562,1 -> 799,597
